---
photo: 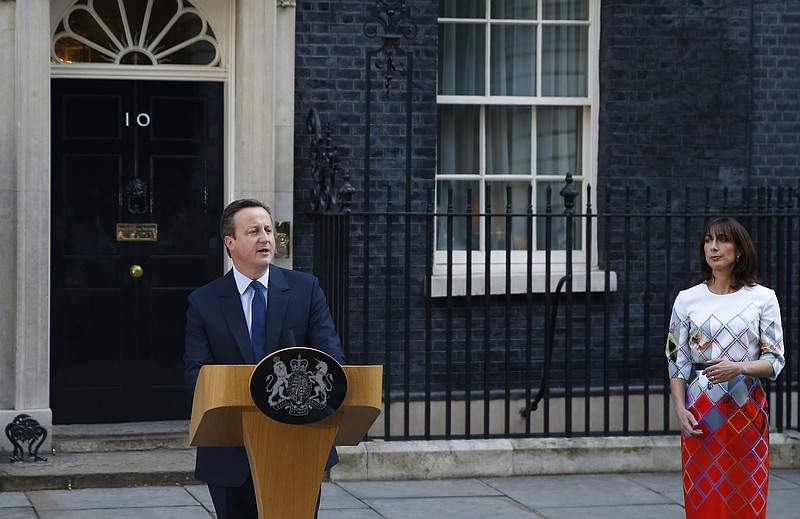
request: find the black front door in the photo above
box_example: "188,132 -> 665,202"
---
51,79 -> 224,424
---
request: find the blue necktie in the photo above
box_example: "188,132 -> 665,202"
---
250,280 -> 267,361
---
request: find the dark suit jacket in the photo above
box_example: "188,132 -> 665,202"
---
184,265 -> 346,487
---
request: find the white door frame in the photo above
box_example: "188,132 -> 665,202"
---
1,0 -> 296,435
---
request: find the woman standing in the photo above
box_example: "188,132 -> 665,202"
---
666,217 -> 785,519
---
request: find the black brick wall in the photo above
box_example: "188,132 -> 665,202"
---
599,0 -> 752,194
293,0 -> 438,272
294,0 -> 800,269
751,2 -> 800,183
599,0 -> 800,199
290,1 -> 799,402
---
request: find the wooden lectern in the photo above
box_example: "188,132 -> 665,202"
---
189,364 -> 382,519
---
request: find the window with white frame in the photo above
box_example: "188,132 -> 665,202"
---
436,0 -> 598,279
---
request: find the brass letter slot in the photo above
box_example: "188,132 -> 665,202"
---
116,223 -> 158,242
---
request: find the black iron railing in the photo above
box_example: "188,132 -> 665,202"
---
310,179 -> 800,441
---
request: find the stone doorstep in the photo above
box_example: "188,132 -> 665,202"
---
0,449 -> 198,492
2,425 -> 798,492
0,421 -> 197,491
51,420 -> 192,453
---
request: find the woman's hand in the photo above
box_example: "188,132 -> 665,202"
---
703,358 -> 775,382
702,358 -> 741,384
675,406 -> 703,438
669,378 -> 703,438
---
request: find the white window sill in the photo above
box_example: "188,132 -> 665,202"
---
429,267 -> 617,297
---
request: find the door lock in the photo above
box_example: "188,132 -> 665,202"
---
129,265 -> 143,278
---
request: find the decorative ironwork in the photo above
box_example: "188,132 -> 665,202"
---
52,0 -> 221,66
310,176 -> 800,440
363,0 -> 418,95
5,414 -> 48,463
307,108 -> 354,213
125,178 -> 149,214
560,172 -> 579,214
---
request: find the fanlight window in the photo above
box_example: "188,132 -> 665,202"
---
52,0 -> 220,66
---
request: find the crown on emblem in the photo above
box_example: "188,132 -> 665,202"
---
290,354 -> 309,372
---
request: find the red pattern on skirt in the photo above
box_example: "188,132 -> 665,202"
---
681,381 -> 769,519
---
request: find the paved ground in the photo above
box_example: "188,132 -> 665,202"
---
2,469 -> 799,518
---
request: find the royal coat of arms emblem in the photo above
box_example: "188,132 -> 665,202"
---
250,347 -> 347,424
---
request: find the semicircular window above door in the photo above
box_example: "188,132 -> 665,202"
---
49,0 -> 229,424
51,0 -> 221,66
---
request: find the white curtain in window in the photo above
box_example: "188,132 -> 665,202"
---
490,25 -> 535,95
541,25 -> 587,97
438,1 -> 484,96
438,0 -> 589,252
486,106 -> 531,176
537,106 -> 582,176
438,105 -> 480,176
437,105 -> 480,250
542,0 -> 588,20
436,179 -> 480,250
536,180 -> 582,251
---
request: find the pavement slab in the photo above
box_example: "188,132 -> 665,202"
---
0,471 -> 798,518
361,496 -> 546,519
483,473 -> 675,509
536,503 -> 685,519
337,478 -> 503,499
27,486 -> 200,511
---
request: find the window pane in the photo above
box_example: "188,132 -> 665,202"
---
439,0 -> 486,18
55,10 -> 118,63
486,106 -> 531,175
487,181 -> 531,251
491,0 -> 535,19
436,180 -> 480,251
536,181 -> 582,251
542,0 -> 589,20
93,0 -> 127,43
438,23 -> 486,95
490,24 -> 536,95
54,36 -> 107,63
52,0 -> 219,66
541,25 -> 588,97
536,107 -> 582,177
157,13 -> 217,65
159,39 -> 218,66
438,105 -> 480,175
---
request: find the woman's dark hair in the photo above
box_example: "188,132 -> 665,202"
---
698,216 -> 759,289
219,199 -> 272,257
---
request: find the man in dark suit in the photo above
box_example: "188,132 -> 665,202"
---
184,198 -> 346,518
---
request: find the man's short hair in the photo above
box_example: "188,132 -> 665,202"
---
219,199 -> 272,257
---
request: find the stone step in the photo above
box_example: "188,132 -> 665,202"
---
1,421 -> 197,491
4,422 -> 798,493
51,420 -> 192,453
0,448 -> 198,491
